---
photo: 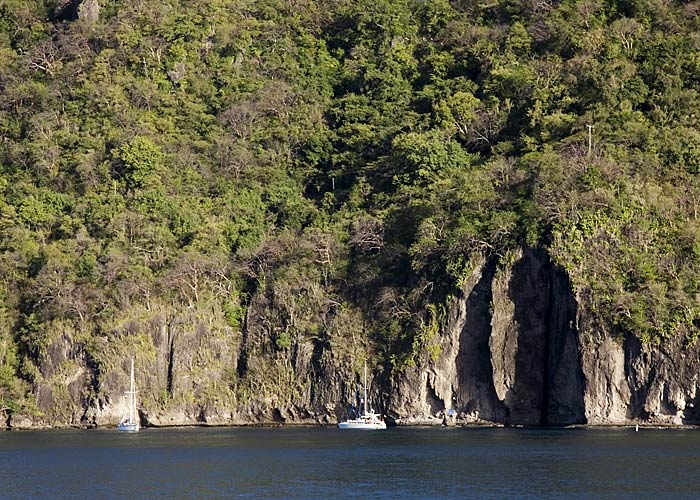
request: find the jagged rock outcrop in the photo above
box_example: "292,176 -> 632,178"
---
389,247 -> 699,427
6,293 -> 366,428
388,256 -> 507,425
6,246 -> 700,429
580,328 -> 700,426
389,248 -> 585,426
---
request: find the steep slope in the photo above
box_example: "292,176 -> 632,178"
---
2,1 -> 700,428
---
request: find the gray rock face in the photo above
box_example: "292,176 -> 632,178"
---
388,247 -> 700,427
580,330 -> 700,426
390,248 -> 586,426
494,247 -> 585,426
6,247 -> 700,428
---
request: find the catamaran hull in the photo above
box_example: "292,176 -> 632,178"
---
339,363 -> 386,429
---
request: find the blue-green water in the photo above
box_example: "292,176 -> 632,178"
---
1,426 -> 698,499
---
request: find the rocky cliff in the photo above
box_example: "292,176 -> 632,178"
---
388,248 -> 586,426
388,248 -> 700,427
5,247 -> 700,429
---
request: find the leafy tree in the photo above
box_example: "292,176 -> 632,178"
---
115,136 -> 165,190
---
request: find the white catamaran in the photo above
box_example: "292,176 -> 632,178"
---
117,358 -> 140,432
338,363 -> 386,430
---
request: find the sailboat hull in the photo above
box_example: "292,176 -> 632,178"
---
117,422 -> 139,432
118,358 -> 139,432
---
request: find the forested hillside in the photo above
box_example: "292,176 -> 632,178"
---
1,0 -> 700,426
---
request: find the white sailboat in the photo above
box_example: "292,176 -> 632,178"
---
338,363 -> 386,430
117,358 -> 140,432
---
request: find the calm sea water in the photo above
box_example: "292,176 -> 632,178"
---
1,426 -> 698,499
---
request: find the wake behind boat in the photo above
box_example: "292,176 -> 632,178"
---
117,358 -> 140,432
338,363 -> 386,430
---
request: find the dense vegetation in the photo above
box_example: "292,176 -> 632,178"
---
1,0 -> 700,418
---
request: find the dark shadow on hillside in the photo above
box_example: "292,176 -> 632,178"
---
510,249 -> 586,426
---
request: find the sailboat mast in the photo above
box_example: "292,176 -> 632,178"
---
129,358 -> 135,423
364,362 -> 368,416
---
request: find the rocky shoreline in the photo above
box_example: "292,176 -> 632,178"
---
4,420 -> 700,431
5,247 -> 700,431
